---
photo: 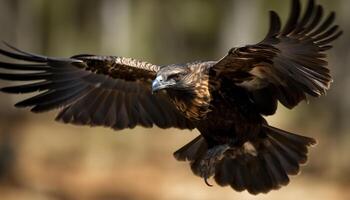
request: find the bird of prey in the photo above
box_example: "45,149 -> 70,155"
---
0,0 -> 342,195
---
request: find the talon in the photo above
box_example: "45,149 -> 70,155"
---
204,177 -> 213,187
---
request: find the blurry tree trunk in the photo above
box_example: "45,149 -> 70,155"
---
101,0 -> 131,55
219,0 -> 262,51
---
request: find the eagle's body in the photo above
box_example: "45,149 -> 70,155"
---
199,84 -> 263,146
0,0 -> 342,195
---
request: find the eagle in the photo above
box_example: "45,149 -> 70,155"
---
0,0 -> 342,195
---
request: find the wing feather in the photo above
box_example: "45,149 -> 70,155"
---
0,44 -> 194,130
211,0 -> 342,114
281,0 -> 301,35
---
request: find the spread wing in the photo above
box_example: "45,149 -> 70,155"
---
211,0 -> 342,115
0,44 -> 194,130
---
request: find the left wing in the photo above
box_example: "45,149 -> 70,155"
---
0,44 -> 194,130
211,0 -> 342,115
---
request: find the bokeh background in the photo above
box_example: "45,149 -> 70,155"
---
0,0 -> 349,199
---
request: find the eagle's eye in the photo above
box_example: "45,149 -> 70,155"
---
168,73 -> 183,81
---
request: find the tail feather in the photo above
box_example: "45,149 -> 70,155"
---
173,135 -> 207,161
174,125 -> 316,195
266,125 -> 315,154
262,151 -> 289,187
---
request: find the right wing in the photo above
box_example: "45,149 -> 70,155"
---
0,44 -> 194,130
211,0 -> 342,115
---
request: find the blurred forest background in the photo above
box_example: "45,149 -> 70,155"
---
0,0 -> 349,199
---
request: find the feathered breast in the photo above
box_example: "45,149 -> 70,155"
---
170,63 -> 212,120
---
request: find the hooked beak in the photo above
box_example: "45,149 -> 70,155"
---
152,76 -> 175,93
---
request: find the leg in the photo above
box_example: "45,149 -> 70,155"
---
197,144 -> 230,186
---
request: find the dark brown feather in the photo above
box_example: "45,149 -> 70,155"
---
0,45 -> 194,130
211,0 -> 341,113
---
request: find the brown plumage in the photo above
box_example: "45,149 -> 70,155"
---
0,0 -> 342,195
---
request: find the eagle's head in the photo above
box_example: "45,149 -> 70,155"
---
152,65 -> 193,93
152,63 -> 212,120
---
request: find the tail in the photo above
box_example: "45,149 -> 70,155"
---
174,125 -> 316,195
